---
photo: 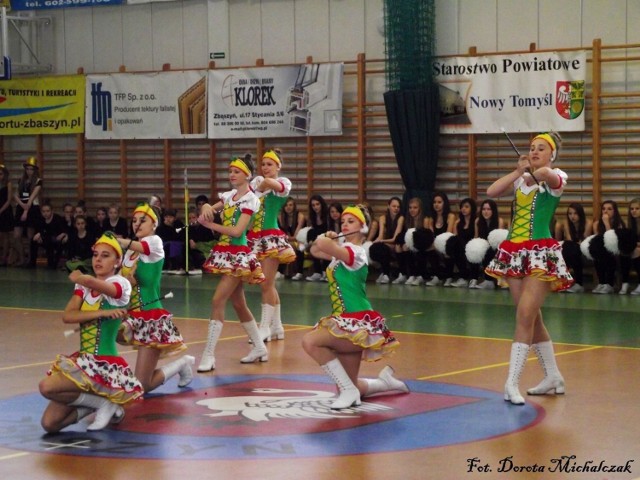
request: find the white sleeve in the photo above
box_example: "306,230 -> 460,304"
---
274,177 -> 292,197
548,168 -> 567,197
141,235 -> 165,262
340,243 -> 368,271
103,275 -> 132,306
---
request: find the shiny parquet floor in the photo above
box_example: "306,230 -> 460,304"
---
0,267 -> 639,480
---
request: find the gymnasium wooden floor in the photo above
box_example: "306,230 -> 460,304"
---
1,268 -> 639,480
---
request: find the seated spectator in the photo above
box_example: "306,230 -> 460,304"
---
195,194 -> 209,216
618,198 -> 640,295
106,204 -> 129,238
370,196 -> 404,284
65,215 -> 97,273
470,199 -> 507,289
183,208 -> 217,274
305,195 -> 330,282
28,200 -> 68,269
591,200 -> 624,294
555,202 -> 592,293
424,192 -> 457,286
448,197 -> 477,288
278,196 -> 306,280
156,208 -> 185,273
394,197 -> 429,285
94,207 -> 109,236
75,201 -> 97,237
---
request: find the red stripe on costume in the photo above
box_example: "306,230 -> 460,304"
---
214,244 -> 252,254
344,246 -> 355,266
112,281 -> 123,299
550,172 -> 563,189
74,289 -> 83,297
241,208 -> 255,215
276,180 -> 286,193
247,228 -> 286,239
140,240 -> 151,256
498,238 -> 560,252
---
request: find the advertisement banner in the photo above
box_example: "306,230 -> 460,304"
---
434,51 -> 587,134
10,0 -> 122,11
0,75 -> 85,135
207,63 -> 344,139
85,71 -> 207,140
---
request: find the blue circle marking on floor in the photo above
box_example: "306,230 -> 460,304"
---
0,375 -> 543,459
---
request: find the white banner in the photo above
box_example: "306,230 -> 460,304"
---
434,51 -> 587,134
85,71 -> 207,139
207,63 -> 344,139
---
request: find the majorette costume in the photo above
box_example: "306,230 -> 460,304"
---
248,174 -> 296,264
48,236 -> 143,404
315,241 -> 399,362
202,189 -> 265,284
485,169 -> 573,291
120,204 -> 186,357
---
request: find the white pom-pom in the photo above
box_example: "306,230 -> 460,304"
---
296,226 -> 312,245
580,234 -> 595,260
63,329 -> 76,338
434,232 -> 453,255
488,229 -> 508,250
603,229 -> 619,255
164,291 -> 174,299
404,228 -> 417,252
465,238 -> 490,264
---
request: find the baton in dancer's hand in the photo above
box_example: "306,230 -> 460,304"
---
63,292 -> 174,338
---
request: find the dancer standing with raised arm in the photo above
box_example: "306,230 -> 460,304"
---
38,232 -> 143,432
116,203 -> 193,393
302,205 -> 407,410
248,149 -> 296,341
197,154 -> 267,372
485,132 -> 573,405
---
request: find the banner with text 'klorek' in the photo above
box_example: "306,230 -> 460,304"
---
0,75 -> 85,135
208,63 -> 344,139
85,71 -> 207,140
434,51 -> 587,134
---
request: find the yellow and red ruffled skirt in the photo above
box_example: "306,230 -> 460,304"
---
203,245 -> 265,284
121,308 -> 187,358
49,352 -> 143,404
248,229 -> 296,263
314,309 -> 399,362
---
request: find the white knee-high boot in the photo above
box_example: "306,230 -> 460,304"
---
198,320 -> 223,372
504,342 -> 530,405
527,341 -> 565,395
259,304 -> 275,342
270,303 -> 285,340
69,393 -> 119,431
321,358 -> 362,409
161,355 -> 196,387
362,366 -> 410,398
241,319 -> 269,363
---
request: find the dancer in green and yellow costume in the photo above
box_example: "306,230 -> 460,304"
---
248,148 -> 296,342
197,154 -> 267,373
485,131 -> 572,406
117,203 -> 194,395
302,205 -> 408,410
39,232 -> 143,433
